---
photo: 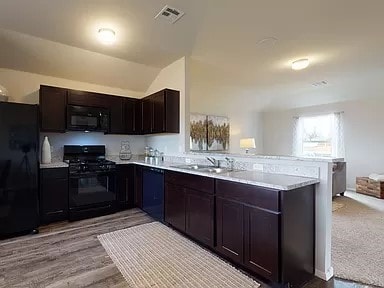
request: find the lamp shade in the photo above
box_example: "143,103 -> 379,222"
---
0,85 -> 8,96
240,138 -> 256,149
0,85 -> 9,102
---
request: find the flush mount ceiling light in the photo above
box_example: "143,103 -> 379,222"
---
292,58 -> 310,70
97,28 -> 116,45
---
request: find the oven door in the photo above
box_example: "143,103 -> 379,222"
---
69,172 -> 116,208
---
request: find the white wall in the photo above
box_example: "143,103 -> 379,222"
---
263,97 -> 384,188
190,80 -> 264,154
1,68 -> 146,156
145,57 -> 189,155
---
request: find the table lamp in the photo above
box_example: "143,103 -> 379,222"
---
240,138 -> 256,154
0,84 -> 9,102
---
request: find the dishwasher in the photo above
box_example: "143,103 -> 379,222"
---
142,167 -> 164,222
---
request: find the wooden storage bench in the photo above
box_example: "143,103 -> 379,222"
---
356,177 -> 384,199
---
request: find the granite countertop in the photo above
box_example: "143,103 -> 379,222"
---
187,152 -> 344,163
40,162 -> 69,169
112,159 -> 319,191
39,157 -> 319,190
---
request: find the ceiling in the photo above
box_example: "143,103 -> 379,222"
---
0,0 -> 383,108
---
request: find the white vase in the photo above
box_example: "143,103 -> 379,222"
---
42,136 -> 52,164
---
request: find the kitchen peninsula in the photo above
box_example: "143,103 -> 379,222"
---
40,152 -> 320,288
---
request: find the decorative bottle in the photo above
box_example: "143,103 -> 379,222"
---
42,136 -> 52,164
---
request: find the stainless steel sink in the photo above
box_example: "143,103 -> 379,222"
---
171,164 -> 242,174
199,167 -> 242,174
171,164 -> 211,170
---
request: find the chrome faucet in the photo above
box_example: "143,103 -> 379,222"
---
206,157 -> 220,167
225,157 -> 235,171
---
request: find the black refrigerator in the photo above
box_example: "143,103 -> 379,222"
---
0,102 -> 39,237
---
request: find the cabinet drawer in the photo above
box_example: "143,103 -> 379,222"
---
165,171 -> 214,194
216,179 -> 280,212
41,167 -> 68,179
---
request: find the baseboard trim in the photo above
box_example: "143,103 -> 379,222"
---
315,267 -> 334,281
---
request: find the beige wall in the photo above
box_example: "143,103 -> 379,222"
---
145,57 -> 189,155
263,97 -> 384,188
190,80 -> 264,154
0,68 -> 143,104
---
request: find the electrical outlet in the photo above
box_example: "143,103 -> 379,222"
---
253,163 -> 263,171
185,158 -> 192,164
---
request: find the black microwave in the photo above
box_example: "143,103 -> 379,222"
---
67,105 -> 109,132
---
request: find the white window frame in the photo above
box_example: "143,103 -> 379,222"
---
293,112 -> 345,158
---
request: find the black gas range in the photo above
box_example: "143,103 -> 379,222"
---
64,145 -> 117,221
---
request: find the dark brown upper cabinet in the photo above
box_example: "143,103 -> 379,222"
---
39,85 -> 67,132
108,96 -> 125,134
67,89 -> 109,108
142,97 -> 153,134
142,89 -> 180,134
39,85 -> 179,135
124,98 -> 142,135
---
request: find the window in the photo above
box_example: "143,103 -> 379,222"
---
293,113 -> 344,158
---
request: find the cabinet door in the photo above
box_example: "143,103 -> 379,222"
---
39,85 -> 67,132
134,165 -> 143,208
165,182 -> 186,232
134,99 -> 143,134
67,90 -> 108,108
40,168 -> 68,224
117,165 -> 134,210
216,198 -> 244,263
244,206 -> 279,281
152,91 -> 165,133
108,96 -> 125,134
125,98 -> 139,134
164,89 -> 180,133
142,97 -> 152,134
185,189 -> 214,247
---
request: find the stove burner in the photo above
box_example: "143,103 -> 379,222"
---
63,145 -> 116,175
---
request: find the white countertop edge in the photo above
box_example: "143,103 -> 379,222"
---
40,162 -> 69,169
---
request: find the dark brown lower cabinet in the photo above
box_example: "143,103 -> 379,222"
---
216,198 -> 244,263
163,170 -> 315,288
117,165 -> 135,210
216,179 -> 315,287
39,168 -> 68,224
185,189 -> 214,247
164,182 -> 186,232
243,205 -> 279,281
164,171 -> 215,248
134,165 -> 143,208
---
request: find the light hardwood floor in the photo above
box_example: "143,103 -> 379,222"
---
0,209 -> 153,288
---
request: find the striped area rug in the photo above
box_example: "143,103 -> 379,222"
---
98,222 -> 260,288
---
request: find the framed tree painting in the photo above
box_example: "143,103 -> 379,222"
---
207,115 -> 230,151
190,114 -> 208,151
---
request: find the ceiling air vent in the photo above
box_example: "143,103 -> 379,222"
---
155,5 -> 185,24
312,80 -> 328,87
